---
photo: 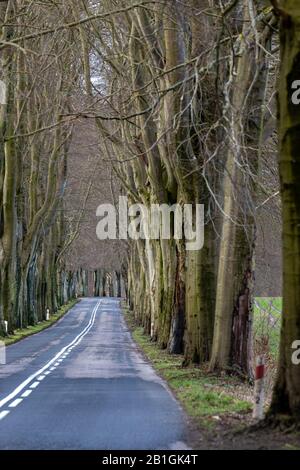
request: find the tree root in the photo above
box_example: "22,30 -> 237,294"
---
231,412 -> 300,437
262,413 -> 300,433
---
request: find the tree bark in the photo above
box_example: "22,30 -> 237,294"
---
269,2 -> 300,423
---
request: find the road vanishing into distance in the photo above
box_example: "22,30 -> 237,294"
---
0,298 -> 188,450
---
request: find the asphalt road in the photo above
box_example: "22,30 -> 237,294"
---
0,298 -> 188,450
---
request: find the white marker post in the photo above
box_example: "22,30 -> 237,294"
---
46,308 -> 50,321
253,356 -> 265,420
0,80 -> 6,105
3,321 -> 8,335
0,340 -> 5,365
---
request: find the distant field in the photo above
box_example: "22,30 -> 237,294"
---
254,297 -> 282,313
253,297 -> 282,359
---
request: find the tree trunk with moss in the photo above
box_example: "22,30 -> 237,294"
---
184,198 -> 216,364
210,3 -> 274,376
269,1 -> 300,424
168,242 -> 185,354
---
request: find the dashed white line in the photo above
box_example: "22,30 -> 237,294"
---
30,382 -> 40,389
0,300 -> 101,410
0,410 -> 10,420
9,398 -> 23,408
37,375 -> 45,381
21,390 -> 32,398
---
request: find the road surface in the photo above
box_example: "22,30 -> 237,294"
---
0,298 -> 188,449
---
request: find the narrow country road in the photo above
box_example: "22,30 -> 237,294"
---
0,298 -> 188,450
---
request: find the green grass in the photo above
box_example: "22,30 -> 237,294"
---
124,308 -> 252,428
1,299 -> 79,346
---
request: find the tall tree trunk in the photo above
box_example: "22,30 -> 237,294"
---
209,3 -> 274,376
269,2 -> 300,424
168,242 -> 185,354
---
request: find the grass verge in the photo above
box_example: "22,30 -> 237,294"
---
1,299 -> 79,346
124,303 -> 300,449
123,306 -> 252,430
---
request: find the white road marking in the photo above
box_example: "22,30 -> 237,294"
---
9,398 -> 23,408
21,390 -> 32,398
44,371 -> 51,375
0,410 -> 10,420
30,382 -> 40,389
0,300 -> 101,410
49,367 -> 56,371
37,375 -> 45,381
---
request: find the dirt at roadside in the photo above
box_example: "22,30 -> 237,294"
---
188,411 -> 300,450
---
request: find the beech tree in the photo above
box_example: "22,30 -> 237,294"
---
209,0 -> 277,377
75,0 -> 219,360
2,0 -> 297,431
268,0 -> 300,425
68,0 -> 278,373
0,0 -> 86,333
